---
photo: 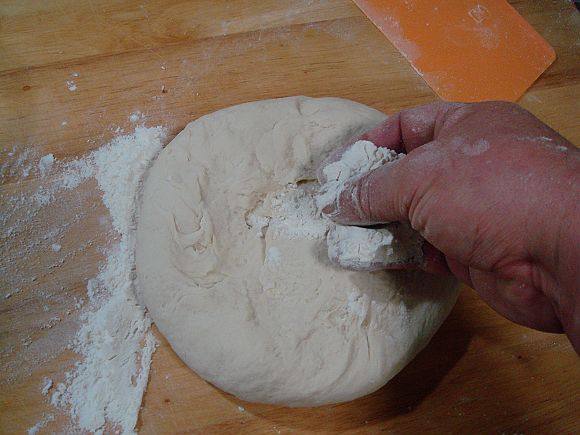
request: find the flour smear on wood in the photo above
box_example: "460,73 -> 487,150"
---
1,123 -> 166,434
50,126 -> 165,433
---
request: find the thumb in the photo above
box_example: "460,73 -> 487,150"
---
322,156 -> 417,226
323,148 -> 453,276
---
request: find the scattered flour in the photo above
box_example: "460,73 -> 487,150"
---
30,158 -> 94,208
0,147 -> 36,181
346,291 -> 369,322
27,414 -> 55,435
41,377 -> 53,395
4,288 -> 21,299
129,111 -> 143,123
5,148 -> 36,178
38,154 -> 55,177
45,126 -> 166,433
267,186 -> 329,240
66,80 -> 77,92
57,159 -> 94,190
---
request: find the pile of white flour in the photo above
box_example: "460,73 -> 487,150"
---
316,140 -> 399,210
0,125 -> 166,434
48,126 -> 166,433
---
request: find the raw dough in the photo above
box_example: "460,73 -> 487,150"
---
136,96 -> 458,406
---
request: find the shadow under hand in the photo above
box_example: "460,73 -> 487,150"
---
225,304 -> 472,432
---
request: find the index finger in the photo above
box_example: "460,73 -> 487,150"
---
363,101 -> 465,153
317,102 -> 462,183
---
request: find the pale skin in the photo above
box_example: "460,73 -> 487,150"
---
320,102 -> 579,352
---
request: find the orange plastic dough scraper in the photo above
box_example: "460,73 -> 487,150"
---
353,0 -> 556,102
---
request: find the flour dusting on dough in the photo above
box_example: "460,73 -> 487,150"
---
249,140 -> 423,270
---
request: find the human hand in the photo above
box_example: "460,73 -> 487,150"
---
321,101 -> 579,350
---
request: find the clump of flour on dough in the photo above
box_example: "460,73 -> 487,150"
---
50,126 -> 166,434
346,291 -> 369,323
316,140 -> 400,210
246,213 -> 270,238
268,186 -> 329,240
266,247 -> 282,266
317,140 -> 423,270
327,223 -> 423,271
248,140 -> 423,270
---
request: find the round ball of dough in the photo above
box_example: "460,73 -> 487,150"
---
136,96 -> 458,407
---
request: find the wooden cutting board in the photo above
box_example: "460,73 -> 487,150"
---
1,1 -> 579,433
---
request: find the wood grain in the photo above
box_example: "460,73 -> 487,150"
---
1,1 -> 579,434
